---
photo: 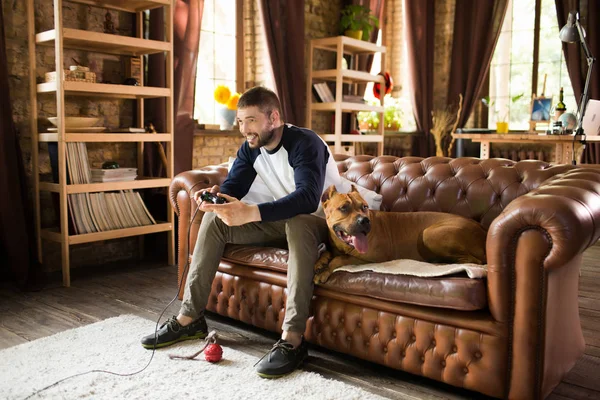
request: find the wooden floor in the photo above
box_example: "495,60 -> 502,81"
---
1,246 -> 600,400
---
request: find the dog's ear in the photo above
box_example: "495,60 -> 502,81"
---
350,184 -> 359,193
321,185 -> 337,205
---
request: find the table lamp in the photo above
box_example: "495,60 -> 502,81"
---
559,10 -> 596,164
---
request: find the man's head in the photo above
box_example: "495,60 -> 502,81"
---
236,86 -> 283,149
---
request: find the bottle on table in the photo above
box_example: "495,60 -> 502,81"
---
554,87 -> 567,120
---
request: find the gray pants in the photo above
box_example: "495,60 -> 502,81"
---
180,212 -> 329,333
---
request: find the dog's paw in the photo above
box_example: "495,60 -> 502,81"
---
313,270 -> 332,284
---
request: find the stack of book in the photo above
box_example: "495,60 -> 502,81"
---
68,190 -> 156,235
66,142 -> 92,184
91,168 -> 137,183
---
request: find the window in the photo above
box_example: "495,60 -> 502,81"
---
193,0 -> 241,125
488,0 -> 575,130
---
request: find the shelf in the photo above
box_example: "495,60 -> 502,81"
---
312,102 -> 384,113
38,81 -> 170,99
66,0 -> 170,12
38,133 -> 172,142
41,222 -> 173,245
320,134 -> 384,143
36,28 -> 170,56
39,177 -> 172,194
311,35 -> 386,55
312,69 -> 385,84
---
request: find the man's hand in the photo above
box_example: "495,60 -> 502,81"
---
201,193 -> 262,226
193,185 -> 220,207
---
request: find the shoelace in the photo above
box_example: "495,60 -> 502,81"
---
157,316 -> 181,333
253,339 -> 294,366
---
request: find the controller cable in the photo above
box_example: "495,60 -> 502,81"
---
24,201 -> 204,400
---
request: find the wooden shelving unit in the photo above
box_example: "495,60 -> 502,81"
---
306,36 -> 386,155
27,0 -> 175,286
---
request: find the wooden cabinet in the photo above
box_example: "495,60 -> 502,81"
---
27,0 -> 174,286
306,36 -> 386,156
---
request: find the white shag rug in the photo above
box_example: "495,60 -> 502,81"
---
0,315 -> 388,400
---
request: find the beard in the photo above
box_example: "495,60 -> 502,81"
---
248,123 -> 276,149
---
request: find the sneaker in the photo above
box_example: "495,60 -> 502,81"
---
141,315 -> 207,349
255,338 -> 308,378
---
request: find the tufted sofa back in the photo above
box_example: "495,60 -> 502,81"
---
334,155 -> 577,228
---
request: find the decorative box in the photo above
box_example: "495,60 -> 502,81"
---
45,69 -> 97,83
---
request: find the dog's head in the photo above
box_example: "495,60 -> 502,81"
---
321,184 -> 371,253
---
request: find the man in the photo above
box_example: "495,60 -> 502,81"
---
141,86 -> 341,378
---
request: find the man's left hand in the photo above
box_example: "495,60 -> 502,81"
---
200,193 -> 261,226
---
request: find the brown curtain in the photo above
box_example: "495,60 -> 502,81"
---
260,0 -> 305,125
447,0 -> 509,128
0,5 -> 41,287
145,9 -> 166,178
173,0 -> 204,175
145,0 -> 204,177
556,0 -> 600,163
404,0 -> 435,156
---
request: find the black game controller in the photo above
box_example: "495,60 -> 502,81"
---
200,191 -> 227,204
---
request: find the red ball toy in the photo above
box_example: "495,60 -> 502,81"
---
204,343 -> 223,363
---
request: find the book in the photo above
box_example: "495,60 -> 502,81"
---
111,127 -> 146,133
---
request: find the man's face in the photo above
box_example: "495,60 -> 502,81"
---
236,106 -> 276,149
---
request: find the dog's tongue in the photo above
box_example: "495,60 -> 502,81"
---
352,234 -> 368,253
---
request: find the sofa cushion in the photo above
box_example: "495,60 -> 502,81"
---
221,244 -> 487,311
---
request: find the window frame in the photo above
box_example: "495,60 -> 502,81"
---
481,0 -> 573,130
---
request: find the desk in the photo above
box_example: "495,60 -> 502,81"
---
451,133 -> 598,164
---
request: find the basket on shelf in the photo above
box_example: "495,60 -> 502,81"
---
45,67 -> 96,83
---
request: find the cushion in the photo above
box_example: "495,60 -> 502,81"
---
221,244 -> 487,311
336,176 -> 383,210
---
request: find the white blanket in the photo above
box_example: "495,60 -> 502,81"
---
336,258 -> 488,279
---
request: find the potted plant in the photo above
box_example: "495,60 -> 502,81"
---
214,85 -> 241,130
340,4 -> 379,41
358,96 -> 404,131
383,97 -> 403,130
482,94 -> 524,134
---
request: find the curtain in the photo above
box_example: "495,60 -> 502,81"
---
447,0 -> 509,128
0,5 -> 42,287
555,0 -> 600,163
173,0 -> 204,175
404,0 -> 435,156
146,0 -> 204,177
260,0 -> 305,125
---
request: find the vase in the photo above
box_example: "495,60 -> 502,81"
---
344,30 -> 363,40
218,107 -> 236,130
496,122 -> 509,134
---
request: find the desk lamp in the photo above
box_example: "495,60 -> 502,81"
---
559,10 -> 595,164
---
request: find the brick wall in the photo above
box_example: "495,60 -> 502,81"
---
192,133 -> 244,169
305,0 -> 343,134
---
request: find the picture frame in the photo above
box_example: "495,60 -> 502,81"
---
530,96 -> 553,123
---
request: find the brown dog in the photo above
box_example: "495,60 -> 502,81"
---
313,185 -> 487,283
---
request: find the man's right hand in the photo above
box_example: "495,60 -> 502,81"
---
193,185 -> 221,208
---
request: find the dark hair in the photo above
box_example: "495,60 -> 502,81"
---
237,86 -> 282,118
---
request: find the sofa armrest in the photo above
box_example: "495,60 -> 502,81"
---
169,165 -> 228,298
169,165 -> 229,216
486,168 -> 600,399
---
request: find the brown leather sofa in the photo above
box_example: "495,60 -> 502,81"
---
169,155 -> 600,399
